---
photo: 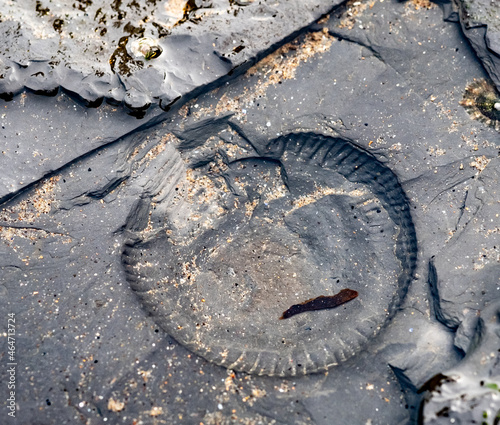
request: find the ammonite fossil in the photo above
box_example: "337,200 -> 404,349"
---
122,132 -> 417,377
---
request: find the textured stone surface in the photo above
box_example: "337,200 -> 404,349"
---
122,131 -> 418,377
0,0 -> 341,111
420,299 -> 500,424
0,91 -> 166,203
456,0 -> 500,91
1,0 -> 500,424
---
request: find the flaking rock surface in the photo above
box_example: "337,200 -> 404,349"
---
1,1 -> 500,424
456,0 -> 500,91
0,0 -> 339,109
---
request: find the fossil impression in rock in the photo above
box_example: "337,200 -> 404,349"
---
122,132 -> 417,377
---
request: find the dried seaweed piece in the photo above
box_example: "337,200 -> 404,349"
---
279,289 -> 358,320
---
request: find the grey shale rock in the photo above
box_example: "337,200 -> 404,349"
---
122,132 -> 418,377
1,0 -> 500,424
429,156 -> 500,353
0,0 -> 343,205
420,298 -> 500,424
0,0 -> 341,111
456,0 -> 500,91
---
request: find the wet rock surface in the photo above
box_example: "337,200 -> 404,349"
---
456,0 -> 500,91
420,299 -> 500,424
122,132 -> 417,377
1,0 -> 500,424
0,0 -> 340,111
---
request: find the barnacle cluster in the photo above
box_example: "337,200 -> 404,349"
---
460,79 -> 500,131
130,37 -> 163,61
